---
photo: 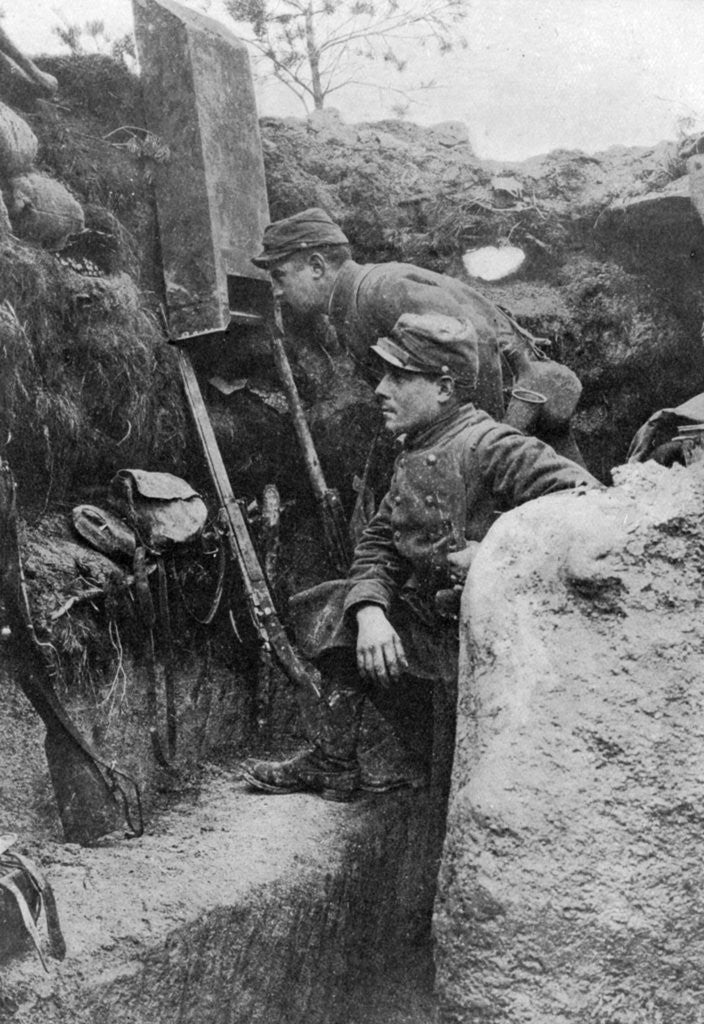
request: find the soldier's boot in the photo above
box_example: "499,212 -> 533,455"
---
240,746 -> 361,801
360,675 -> 433,793
241,671 -> 365,802
359,738 -> 429,793
312,654 -> 430,794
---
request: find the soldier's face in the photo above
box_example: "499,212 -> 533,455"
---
269,256 -> 326,316
375,368 -> 446,436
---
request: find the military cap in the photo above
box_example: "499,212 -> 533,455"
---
371,313 -> 479,387
251,208 -> 349,267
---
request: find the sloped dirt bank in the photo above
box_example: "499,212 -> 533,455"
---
1,772 -> 439,1024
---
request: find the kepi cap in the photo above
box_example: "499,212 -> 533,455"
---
372,313 -> 479,387
252,208 -> 349,268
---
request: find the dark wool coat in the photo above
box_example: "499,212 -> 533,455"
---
343,403 -> 599,616
327,259 -> 514,419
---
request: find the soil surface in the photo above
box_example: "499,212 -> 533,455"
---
1,768 -> 438,1024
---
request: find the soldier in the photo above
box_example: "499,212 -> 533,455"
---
242,312 -> 599,801
252,206 -> 509,418
252,206 -> 584,460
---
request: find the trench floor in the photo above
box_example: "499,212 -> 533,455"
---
1,764 -> 438,1024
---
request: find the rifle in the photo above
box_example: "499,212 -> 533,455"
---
0,459 -> 142,844
268,302 -> 351,575
176,349 -> 322,700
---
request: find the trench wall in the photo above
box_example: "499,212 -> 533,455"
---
435,462 -> 704,1022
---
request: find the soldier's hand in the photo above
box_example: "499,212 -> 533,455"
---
446,541 -> 481,585
355,604 -> 408,688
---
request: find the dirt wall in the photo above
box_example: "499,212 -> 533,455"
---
436,461 -> 704,1022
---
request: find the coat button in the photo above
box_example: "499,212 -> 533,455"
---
394,530 -> 401,540
426,454 -> 437,465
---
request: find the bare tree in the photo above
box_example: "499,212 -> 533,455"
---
51,16 -> 136,65
225,0 -> 467,112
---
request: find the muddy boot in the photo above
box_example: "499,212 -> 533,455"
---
359,737 -> 429,794
363,673 -> 435,790
240,747 -> 360,802
242,657 -> 366,802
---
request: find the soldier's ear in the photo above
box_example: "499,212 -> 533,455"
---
308,252 -> 327,277
437,375 -> 456,403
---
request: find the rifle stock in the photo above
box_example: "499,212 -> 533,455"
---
176,349 -> 322,698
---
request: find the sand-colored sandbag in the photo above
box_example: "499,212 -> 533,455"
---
0,100 -> 37,176
7,172 -> 84,249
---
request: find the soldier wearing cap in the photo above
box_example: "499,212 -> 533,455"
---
252,208 -> 587,462
252,207 -> 511,418
242,312 -> 598,802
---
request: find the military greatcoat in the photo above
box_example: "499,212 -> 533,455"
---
327,259 -> 515,419
290,403 -> 598,667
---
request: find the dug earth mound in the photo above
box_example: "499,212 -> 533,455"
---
1,41 -> 704,1024
437,461 -> 704,1022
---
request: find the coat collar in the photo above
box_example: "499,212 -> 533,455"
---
404,403 -> 487,450
327,259 -> 367,325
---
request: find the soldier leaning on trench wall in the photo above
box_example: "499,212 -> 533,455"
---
241,302 -> 599,812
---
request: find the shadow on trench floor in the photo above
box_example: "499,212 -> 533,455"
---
347,947 -> 439,1024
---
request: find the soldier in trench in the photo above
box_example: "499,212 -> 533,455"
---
241,311 -> 599,800
251,206 -> 585,464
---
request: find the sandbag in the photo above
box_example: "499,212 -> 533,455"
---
108,469 -> 208,553
7,172 -> 84,249
0,100 -> 37,176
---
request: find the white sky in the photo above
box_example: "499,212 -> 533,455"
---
3,0 -> 704,160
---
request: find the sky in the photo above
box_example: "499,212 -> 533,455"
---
2,0 -> 704,161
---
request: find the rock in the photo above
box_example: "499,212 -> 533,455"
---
7,172 -> 84,249
428,121 -> 472,150
306,109 -> 358,147
490,174 -> 523,198
0,100 -> 37,176
608,173 -> 693,228
371,129 -> 409,151
435,461 -> 704,1022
